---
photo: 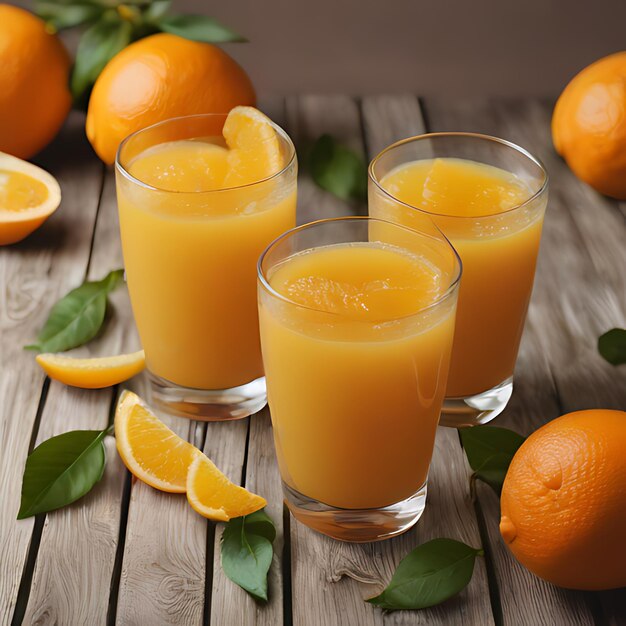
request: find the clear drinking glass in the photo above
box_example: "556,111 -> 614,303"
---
115,114 -> 297,420
258,217 -> 461,541
369,133 -> 548,427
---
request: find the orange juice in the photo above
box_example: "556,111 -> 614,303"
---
375,157 -> 545,397
259,241 -> 458,509
116,112 -> 296,394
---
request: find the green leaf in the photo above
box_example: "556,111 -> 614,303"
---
309,134 -> 367,201
18,429 -> 107,519
459,425 -> 525,495
598,328 -> 626,365
34,1 -> 104,30
221,509 -> 276,602
26,269 -> 125,353
238,508 -> 276,542
143,0 -> 172,23
71,18 -> 133,100
157,14 -> 247,43
367,538 -> 483,610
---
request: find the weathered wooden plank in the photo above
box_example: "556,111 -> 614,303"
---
206,95 -> 287,626
424,96 -> 625,624
111,92 -> 289,623
104,90 -> 292,622
103,117 -> 223,622
361,94 -> 427,157
284,95 -> 376,626
0,112 -> 104,624
362,94 -> 493,626
21,168 -> 139,624
115,373 -> 207,626
207,409 -> 285,625
285,94 -> 366,225
204,418 -> 249,624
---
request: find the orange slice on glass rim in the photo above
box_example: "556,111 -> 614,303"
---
222,106 -> 283,187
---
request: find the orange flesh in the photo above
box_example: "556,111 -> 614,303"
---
187,455 -> 266,520
0,169 -> 49,211
116,396 -> 200,492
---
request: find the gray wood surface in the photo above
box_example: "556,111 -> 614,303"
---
0,112 -> 104,625
0,97 -> 623,626
21,148 -> 137,626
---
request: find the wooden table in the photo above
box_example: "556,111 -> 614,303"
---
2,96 -> 625,626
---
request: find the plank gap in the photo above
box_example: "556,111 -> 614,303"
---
588,591 -> 613,626
10,514 -> 46,626
471,494 -> 504,626
193,420 -> 208,452
106,470 -> 132,626
11,377 -> 51,624
281,504 -> 293,626
203,521 -> 216,626
417,95 -> 434,133
26,377 -> 50,456
83,162 -> 108,281
547,367 -> 565,416
453,401 -> 506,626
239,417 -> 252,487
106,385 -> 119,427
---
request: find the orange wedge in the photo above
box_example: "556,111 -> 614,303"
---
36,350 -> 145,389
187,454 -> 266,521
115,390 -> 200,493
222,106 -> 283,186
0,152 -> 61,245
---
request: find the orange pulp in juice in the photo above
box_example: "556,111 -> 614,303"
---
259,242 -> 457,509
377,158 -> 544,397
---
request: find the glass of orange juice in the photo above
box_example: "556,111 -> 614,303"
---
258,217 -> 461,541
369,133 -> 548,427
115,109 -> 297,420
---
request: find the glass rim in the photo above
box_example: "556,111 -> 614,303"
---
257,216 -> 463,322
115,112 -> 297,194
368,131 -> 549,220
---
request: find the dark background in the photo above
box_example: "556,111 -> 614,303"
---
16,0 -> 626,96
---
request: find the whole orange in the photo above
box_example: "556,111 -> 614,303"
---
552,52 -> 626,199
0,4 -> 72,159
86,33 -> 256,164
500,409 -> 626,590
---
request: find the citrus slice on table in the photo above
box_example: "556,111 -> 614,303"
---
0,152 -> 61,245
36,350 -> 145,389
222,106 -> 284,186
187,454 -> 267,521
115,390 -> 201,493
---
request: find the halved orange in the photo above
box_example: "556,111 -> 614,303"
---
0,152 -> 61,245
115,390 -> 200,493
187,454 -> 267,521
36,350 -> 145,389
222,106 -> 283,186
